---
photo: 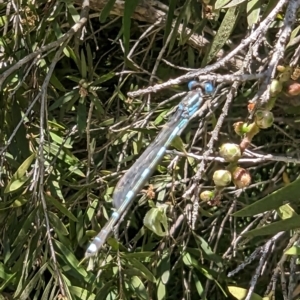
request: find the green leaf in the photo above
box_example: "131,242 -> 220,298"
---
0,15 -> 8,27
76,211 -> 86,247
214,0 -> 231,9
247,0 -> 260,27
80,49 -> 87,79
67,3 -> 80,23
63,45 -> 79,66
89,94 -> 105,115
49,180 -> 64,201
285,245 -> 300,255
93,72 -> 115,85
0,262 -> 16,290
49,90 -> 79,111
193,235 -> 224,267
17,262 -> 48,300
202,6 -> 239,65
287,25 -> 300,48
6,177 -> 28,194
50,73 -> 66,92
222,0 -> 247,8
45,193 -> 78,222
156,251 -> 170,284
41,277 -> 54,300
125,258 -> 156,282
168,0 -> 190,54
77,100 -> 87,134
4,153 -> 35,193
170,136 -> 186,152
243,215 -> 300,238
182,251 -> 199,268
99,0 -> 117,23
228,286 -> 263,300
52,20 -> 63,39
85,198 -> 99,224
233,177 -> 300,217
192,273 -> 204,297
123,0 -> 139,55
121,252 -> 154,259
157,280 -> 166,300
94,281 -> 115,300
48,211 -> 69,236
182,252 -> 216,281
276,203 -> 297,219
154,110 -> 169,126
69,286 -> 96,300
43,140 -> 81,166
86,45 -> 94,83
261,0 -> 278,20
187,46 -> 195,68
53,239 -> 93,281
11,208 -> 37,247
129,276 -> 150,300
143,207 -> 168,237
49,131 -> 71,148
163,0 -> 177,45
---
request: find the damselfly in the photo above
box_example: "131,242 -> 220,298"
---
85,81 -> 214,257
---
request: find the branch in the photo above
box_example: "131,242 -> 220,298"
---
74,0 -> 244,71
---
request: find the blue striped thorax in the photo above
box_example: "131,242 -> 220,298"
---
179,81 -> 214,120
179,91 -> 203,119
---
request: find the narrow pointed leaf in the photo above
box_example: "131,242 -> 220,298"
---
48,211 -> 69,236
99,0 -> 117,22
129,276 -> 150,300
214,0 -> 231,9
80,49 -> 87,79
202,6 -> 239,65
223,0 -> 247,8
157,280 -> 166,300
45,193 -> 78,221
285,246 -> 300,255
69,286 -> 96,300
233,177 -> 300,217
18,262 -> 48,300
125,258 -> 156,282
163,0 -> 177,45
243,215 -> 300,238
228,286 -> 263,300
247,0 -> 260,27
123,0 -> 139,55
4,153 -> 35,193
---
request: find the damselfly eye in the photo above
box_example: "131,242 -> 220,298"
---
188,80 -> 198,91
188,81 -> 214,93
204,82 -> 214,94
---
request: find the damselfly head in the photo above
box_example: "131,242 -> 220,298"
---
188,81 -> 214,94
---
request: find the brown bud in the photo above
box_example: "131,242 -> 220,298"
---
286,82 -> 300,96
232,167 -> 251,189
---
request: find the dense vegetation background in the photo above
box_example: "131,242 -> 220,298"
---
1,0 -> 300,299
